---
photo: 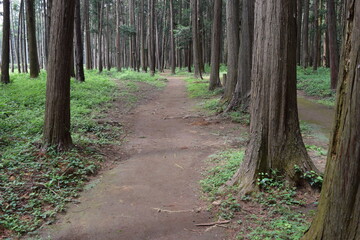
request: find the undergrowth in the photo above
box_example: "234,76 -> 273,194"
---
297,67 -> 335,106
0,69 -> 163,237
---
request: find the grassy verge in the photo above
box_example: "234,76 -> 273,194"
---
297,67 -> 335,106
0,69 -> 164,237
200,149 -> 317,239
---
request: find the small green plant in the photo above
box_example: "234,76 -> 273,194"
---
294,165 -> 323,189
305,144 -> 327,156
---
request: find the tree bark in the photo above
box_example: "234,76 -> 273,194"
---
297,0 -> 303,65
226,0 -> 254,111
148,0 -> 156,76
44,0 -> 75,150
45,0 -> 52,67
84,0 -> 92,69
228,0 -> 318,194
140,0 -> 146,72
74,0 -> 85,82
1,0 -> 10,84
98,0 -> 104,73
302,0 -> 309,67
223,0 -> 240,102
327,0 -> 339,89
302,1 -> 360,238
25,0 -> 40,78
209,0 -> 223,90
313,0 -> 320,70
169,0 -> 176,74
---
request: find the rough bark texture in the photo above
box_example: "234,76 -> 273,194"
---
1,0 -> 10,84
74,0 -> 85,82
226,0 -> 254,111
302,1 -> 360,238
327,0 -> 339,89
44,1 -> 76,150
297,0 -> 303,64
25,0 -> 40,78
191,0 -> 202,78
228,0 -> 317,194
209,0 -> 223,91
223,0 -> 239,102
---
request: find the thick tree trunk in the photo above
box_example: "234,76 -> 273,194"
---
1,0 -> 10,84
25,0 -> 40,78
226,0 -> 254,111
302,1 -> 360,239
223,0 -> 239,102
169,0 -> 176,74
44,0 -> 75,150
191,0 -> 202,78
209,0 -> 223,91
327,0 -> 339,89
228,0 -> 318,194
74,0 -> 85,82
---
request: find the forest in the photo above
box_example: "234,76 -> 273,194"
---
0,0 -> 359,239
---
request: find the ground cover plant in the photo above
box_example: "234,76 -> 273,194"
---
297,67 -> 335,106
0,69 -> 164,237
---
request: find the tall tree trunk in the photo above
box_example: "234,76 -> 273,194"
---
44,0 -> 76,150
98,1 -> 103,73
148,0 -> 156,76
327,0 -> 339,89
227,0 -> 318,194
84,0 -> 92,69
25,0 -> 40,78
140,0 -> 146,72
302,0 -> 309,67
191,0 -> 202,78
209,0 -> 223,90
302,1 -> 360,238
74,0 -> 85,82
226,0 -> 254,111
169,0 -> 176,74
313,0 -> 320,70
11,3 -> 21,73
297,0 -> 303,65
1,0 -> 10,84
45,0 -> 52,68
223,0 -> 240,102
116,0 -> 122,71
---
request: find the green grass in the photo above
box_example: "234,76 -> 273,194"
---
185,77 -> 222,99
297,67 -> 336,106
0,69 -> 164,237
111,69 -> 166,88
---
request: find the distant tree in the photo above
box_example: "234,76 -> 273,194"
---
191,0 -> 202,78
1,0 -> 11,84
327,0 -> 339,89
169,0 -> 176,74
301,0 -> 310,67
74,0 -> 85,82
44,0 -> 76,150
227,0 -> 318,193
148,0 -> 156,76
302,1 -> 360,239
223,0 -> 239,102
25,0 -> 40,78
209,0 -> 223,90
226,0 -> 254,111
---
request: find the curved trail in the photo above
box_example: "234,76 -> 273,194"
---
37,75 -> 229,240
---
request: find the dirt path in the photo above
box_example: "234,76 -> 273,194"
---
36,75 -> 232,240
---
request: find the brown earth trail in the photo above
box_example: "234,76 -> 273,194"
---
35,75 -> 231,240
